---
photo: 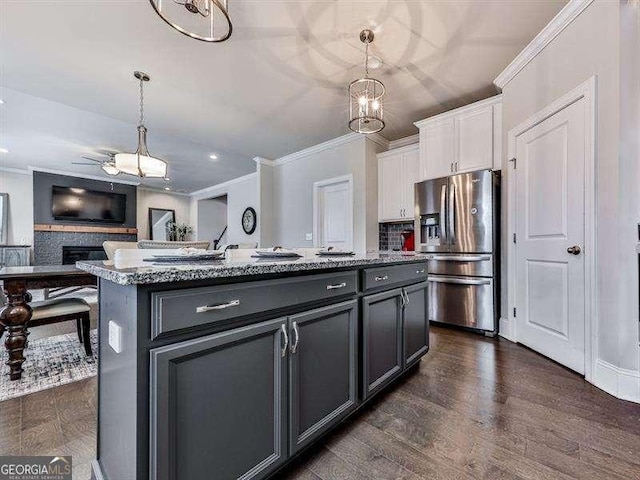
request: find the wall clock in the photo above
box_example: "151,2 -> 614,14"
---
242,207 -> 257,235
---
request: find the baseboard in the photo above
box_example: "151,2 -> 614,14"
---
498,317 -> 515,342
593,359 -> 640,403
91,460 -> 105,480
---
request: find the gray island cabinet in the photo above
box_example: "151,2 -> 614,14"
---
78,253 -> 430,480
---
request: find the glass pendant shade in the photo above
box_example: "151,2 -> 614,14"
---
149,0 -> 232,42
115,126 -> 167,178
349,77 -> 385,134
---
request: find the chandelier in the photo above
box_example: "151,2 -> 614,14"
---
348,30 -> 385,134
114,72 -> 168,178
149,0 -> 232,43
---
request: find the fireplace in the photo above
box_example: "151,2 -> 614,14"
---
62,246 -> 107,265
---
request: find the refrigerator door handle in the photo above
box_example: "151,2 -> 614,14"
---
440,184 -> 448,244
428,276 -> 491,286
448,182 -> 456,245
431,255 -> 491,262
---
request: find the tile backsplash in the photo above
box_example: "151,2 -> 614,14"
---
379,222 -> 414,251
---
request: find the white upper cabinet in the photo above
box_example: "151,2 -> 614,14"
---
420,119 -> 455,180
415,95 -> 502,180
378,144 -> 421,222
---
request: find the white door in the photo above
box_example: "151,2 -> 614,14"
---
315,178 -> 353,251
379,154 -> 403,221
420,119 -> 454,180
401,149 -> 421,219
456,106 -> 493,173
514,98 -> 586,374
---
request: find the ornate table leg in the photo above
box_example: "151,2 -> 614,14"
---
0,281 -> 32,380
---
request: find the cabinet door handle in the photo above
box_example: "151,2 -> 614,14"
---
374,275 -> 389,282
280,324 -> 289,357
291,321 -> 300,354
196,299 -> 240,313
327,282 -> 347,290
404,290 -> 410,306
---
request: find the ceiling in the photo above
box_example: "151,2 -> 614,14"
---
0,0 -> 567,192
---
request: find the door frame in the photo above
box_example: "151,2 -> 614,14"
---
505,76 -> 596,382
312,174 -> 354,249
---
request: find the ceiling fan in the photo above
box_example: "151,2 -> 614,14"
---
72,151 -> 120,176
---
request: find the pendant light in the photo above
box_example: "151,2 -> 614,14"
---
348,30 -> 385,134
114,72 -> 168,179
149,0 -> 232,43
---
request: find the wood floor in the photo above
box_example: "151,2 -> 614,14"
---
1,326 -> 639,480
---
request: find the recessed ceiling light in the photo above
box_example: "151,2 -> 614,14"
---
0,148 -> 9,154
0,99 -> 4,105
209,154 -> 218,161
163,176 -> 171,182
164,186 -> 171,191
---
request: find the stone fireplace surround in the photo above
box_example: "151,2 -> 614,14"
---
32,171 -> 138,265
34,231 -> 136,265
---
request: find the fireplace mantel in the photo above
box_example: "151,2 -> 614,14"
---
34,224 -> 138,235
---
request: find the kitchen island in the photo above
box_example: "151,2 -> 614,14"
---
78,253 -> 430,480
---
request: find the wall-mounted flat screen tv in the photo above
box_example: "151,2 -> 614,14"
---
51,185 -> 127,223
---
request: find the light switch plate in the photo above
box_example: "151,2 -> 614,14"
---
108,320 -> 123,354
305,233 -> 313,241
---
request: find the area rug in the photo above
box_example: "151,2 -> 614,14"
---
0,329 -> 98,402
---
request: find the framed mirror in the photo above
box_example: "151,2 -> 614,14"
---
0,193 -> 7,245
148,208 -> 176,241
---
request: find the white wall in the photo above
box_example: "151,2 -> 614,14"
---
197,196 -> 227,246
500,0 -> 639,387
0,169 -> 34,246
191,173 -> 260,246
268,134 -> 382,253
136,189 -> 192,240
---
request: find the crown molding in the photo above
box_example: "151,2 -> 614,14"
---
272,132 -> 388,167
414,94 -> 503,128
0,166 -> 31,176
190,171 -> 258,199
253,156 -> 275,167
28,166 -> 141,185
388,134 -> 419,150
377,142 -> 419,159
494,0 -> 595,89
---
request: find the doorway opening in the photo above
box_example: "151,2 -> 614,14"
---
198,195 -> 228,250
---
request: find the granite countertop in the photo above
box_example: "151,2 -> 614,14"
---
76,252 -> 430,286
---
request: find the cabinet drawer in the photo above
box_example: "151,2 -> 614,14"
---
363,262 -> 427,292
151,271 -> 357,339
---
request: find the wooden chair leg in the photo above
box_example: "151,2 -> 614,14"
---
81,314 -> 92,357
76,318 -> 83,343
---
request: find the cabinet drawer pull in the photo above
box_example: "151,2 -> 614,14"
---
374,275 -> 389,282
280,324 -> 289,357
291,321 -> 300,354
416,269 -> 425,274
196,299 -> 240,313
326,282 -> 347,290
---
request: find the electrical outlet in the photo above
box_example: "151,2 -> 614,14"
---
305,233 -> 313,241
108,321 -> 123,354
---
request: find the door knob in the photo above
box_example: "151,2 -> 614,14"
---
567,245 -> 581,255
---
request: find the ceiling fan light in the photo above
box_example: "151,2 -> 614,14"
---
101,163 -> 121,176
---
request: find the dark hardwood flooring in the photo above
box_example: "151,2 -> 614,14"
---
1,326 -> 639,480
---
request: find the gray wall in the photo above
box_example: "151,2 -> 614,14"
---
197,196 -> 228,245
0,170 -> 33,245
270,136 -> 379,252
137,188 -> 192,240
33,171 -> 137,227
501,0 -> 638,373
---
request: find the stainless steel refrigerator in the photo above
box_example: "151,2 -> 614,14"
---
414,170 -> 500,334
